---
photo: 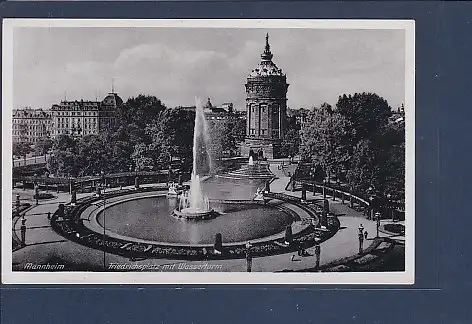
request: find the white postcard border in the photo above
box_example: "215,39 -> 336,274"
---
2,18 -> 415,285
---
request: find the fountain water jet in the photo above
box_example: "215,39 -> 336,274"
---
173,97 -> 217,220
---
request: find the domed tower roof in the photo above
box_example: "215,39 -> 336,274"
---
248,33 -> 285,78
101,92 -> 123,107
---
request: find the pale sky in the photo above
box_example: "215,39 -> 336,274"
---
13,27 -> 405,111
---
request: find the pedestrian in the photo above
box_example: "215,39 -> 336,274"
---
364,231 -> 368,239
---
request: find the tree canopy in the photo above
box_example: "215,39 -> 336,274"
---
299,92 -> 404,202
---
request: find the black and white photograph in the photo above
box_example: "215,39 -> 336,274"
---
2,19 -> 414,284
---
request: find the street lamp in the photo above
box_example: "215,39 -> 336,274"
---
100,169 -> 106,270
375,211 -> 381,238
386,193 -> 394,222
33,173 -> 39,206
322,179 -> 327,199
100,170 -> 105,194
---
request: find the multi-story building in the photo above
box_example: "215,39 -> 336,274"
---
240,33 -> 289,159
12,108 -> 52,144
176,98 -> 235,121
50,92 -> 122,138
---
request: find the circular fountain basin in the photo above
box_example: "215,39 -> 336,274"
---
96,195 -> 295,245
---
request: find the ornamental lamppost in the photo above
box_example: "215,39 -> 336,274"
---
322,179 -> 327,199
33,173 -> 39,206
386,193 -> 394,222
309,166 -> 317,195
100,170 -> 105,194
375,211 -> 381,238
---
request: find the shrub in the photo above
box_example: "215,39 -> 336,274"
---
384,223 -> 405,235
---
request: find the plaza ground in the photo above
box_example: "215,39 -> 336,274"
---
11,162 -> 404,272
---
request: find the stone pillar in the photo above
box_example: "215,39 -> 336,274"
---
284,225 -> 293,245
358,232 -> 364,254
301,184 -> 307,201
135,176 -> 140,189
321,199 -> 329,227
246,242 -> 253,273
58,203 -> 65,219
71,190 -> 77,205
20,219 -> 27,246
214,233 -> 223,254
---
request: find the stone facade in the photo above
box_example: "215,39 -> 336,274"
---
241,34 -> 289,159
12,108 -> 52,144
50,92 -> 122,138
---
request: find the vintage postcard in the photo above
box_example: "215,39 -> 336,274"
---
2,19 -> 415,284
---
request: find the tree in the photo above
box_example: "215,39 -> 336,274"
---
75,134 -> 112,176
280,128 -> 300,157
131,143 -> 155,171
114,95 -> 167,146
146,107 -> 195,170
12,142 -> 32,161
34,137 -> 54,156
300,106 -> 353,183
48,135 -> 79,177
231,117 -> 247,143
336,92 -> 392,144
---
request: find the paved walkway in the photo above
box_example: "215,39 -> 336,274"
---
11,166 -> 396,272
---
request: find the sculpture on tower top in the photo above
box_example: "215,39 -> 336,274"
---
261,33 -> 273,61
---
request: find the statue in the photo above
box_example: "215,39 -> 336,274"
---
253,187 -> 264,201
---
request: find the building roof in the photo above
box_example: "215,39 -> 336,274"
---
50,93 -> 123,111
13,108 -> 51,119
248,33 -> 285,78
102,92 -> 123,107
